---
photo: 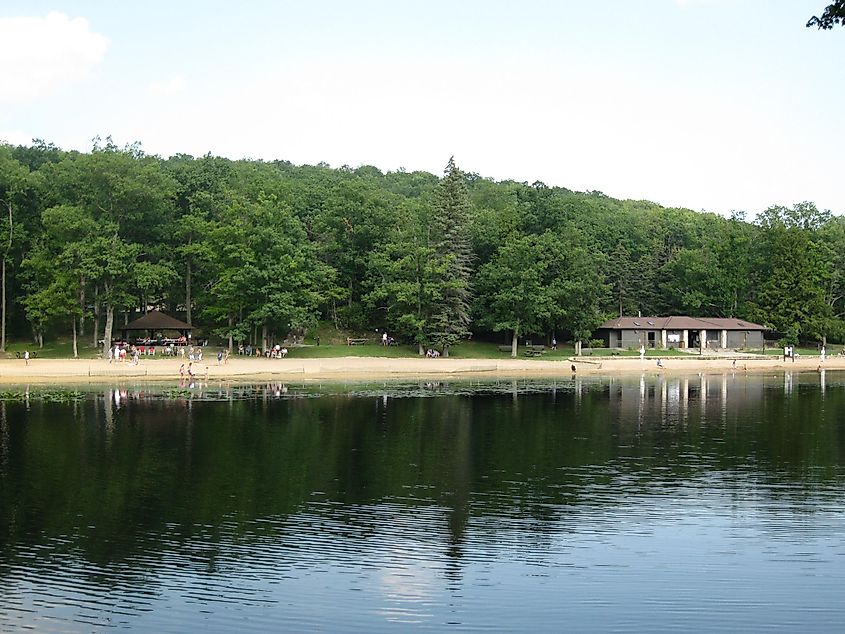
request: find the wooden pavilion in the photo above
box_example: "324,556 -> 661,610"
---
120,310 -> 193,345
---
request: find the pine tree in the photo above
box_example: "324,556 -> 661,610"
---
427,157 -> 473,356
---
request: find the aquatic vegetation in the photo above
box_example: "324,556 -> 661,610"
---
0,390 -> 84,402
162,388 -> 193,399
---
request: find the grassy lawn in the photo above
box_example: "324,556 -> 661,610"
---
247,340 -> 578,359
582,347 -> 689,357
2,339 -> 101,359
752,347 -> 825,356
3,334 -> 736,361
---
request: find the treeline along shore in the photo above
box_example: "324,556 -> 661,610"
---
0,139 -> 842,359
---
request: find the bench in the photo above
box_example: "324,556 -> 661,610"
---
346,338 -> 369,346
523,348 -> 545,357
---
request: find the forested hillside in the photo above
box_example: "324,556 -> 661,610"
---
0,139 -> 841,355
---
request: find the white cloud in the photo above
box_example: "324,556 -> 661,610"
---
0,12 -> 109,104
149,76 -> 186,97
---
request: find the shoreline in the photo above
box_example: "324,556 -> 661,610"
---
0,355 -> 838,384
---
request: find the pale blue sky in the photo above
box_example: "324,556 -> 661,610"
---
1,1 -> 842,215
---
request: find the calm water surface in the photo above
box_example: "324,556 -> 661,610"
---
2,371 -> 845,632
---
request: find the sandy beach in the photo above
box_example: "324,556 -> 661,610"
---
0,353 -> 838,384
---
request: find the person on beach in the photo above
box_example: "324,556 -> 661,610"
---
382,332 -> 388,346
24,350 -> 30,365
179,363 -> 185,378
821,346 -> 826,363
217,350 -> 223,365
639,345 -> 645,360
552,337 -> 557,350
187,362 -> 194,377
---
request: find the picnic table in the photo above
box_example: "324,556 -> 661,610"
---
523,345 -> 546,357
346,338 -> 369,346
14,351 -> 37,359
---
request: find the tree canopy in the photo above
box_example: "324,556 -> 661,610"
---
1,139 -> 843,356
807,1 -> 845,29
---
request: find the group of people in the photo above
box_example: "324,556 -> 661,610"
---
108,342 -> 202,363
425,348 -> 440,358
381,332 -> 396,346
235,343 -> 289,358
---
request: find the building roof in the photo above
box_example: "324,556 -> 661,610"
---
122,310 -> 193,331
598,316 -> 767,331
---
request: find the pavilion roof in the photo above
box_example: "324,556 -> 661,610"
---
598,316 -> 767,331
122,310 -> 193,331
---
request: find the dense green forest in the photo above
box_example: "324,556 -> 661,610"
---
0,139 -> 842,357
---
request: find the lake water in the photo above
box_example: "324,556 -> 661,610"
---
1,371 -> 845,632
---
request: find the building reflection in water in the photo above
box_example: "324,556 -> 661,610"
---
605,371 -> 787,428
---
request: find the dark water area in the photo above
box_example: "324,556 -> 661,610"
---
2,371 -> 845,632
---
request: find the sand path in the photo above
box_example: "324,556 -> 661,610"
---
0,354 -> 837,384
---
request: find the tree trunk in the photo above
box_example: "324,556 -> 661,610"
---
186,259 -> 192,325
576,340 -> 582,356
442,344 -> 449,358
38,332 -> 43,348
418,342 -> 425,356
1,258 -> 5,352
92,285 -> 100,348
262,324 -> 268,351
103,304 -> 114,359
227,314 -> 233,352
1,200 -> 11,352
78,282 -> 85,340
72,316 -> 78,358
511,330 -> 518,358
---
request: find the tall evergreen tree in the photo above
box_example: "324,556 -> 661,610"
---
426,157 -> 473,356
